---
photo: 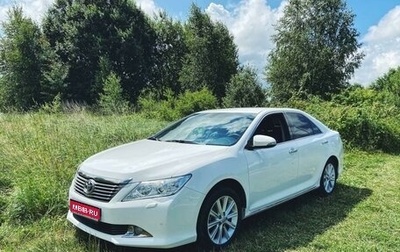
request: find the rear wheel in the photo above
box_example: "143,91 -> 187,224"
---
319,161 -> 337,196
197,187 -> 242,250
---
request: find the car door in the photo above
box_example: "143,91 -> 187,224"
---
284,112 -> 328,190
244,113 -> 299,212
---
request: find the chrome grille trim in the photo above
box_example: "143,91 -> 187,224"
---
74,172 -> 127,202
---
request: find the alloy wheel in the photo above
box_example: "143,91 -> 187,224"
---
207,195 -> 239,245
323,163 -> 336,194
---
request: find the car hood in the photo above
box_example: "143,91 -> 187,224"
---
78,139 -> 231,182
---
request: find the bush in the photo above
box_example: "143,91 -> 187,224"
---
138,88 -> 218,121
137,89 -> 178,121
287,97 -> 400,153
176,88 -> 218,115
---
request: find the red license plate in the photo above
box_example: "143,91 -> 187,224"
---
70,200 -> 101,221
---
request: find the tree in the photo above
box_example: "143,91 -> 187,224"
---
265,0 -> 364,102
372,66 -> 400,95
179,4 -> 238,101
223,67 -> 265,107
42,0 -> 157,104
0,6 -> 44,110
98,72 -> 130,114
40,39 -> 69,104
371,66 -> 400,107
151,12 -> 187,98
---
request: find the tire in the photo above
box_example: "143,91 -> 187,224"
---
319,160 -> 337,196
196,187 -> 242,250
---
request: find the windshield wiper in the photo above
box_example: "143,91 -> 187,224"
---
165,139 -> 198,144
148,136 -> 160,141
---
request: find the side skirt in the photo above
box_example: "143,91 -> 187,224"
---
243,185 -> 319,219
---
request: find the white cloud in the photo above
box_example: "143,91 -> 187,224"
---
351,6 -> 400,85
0,0 -> 53,24
23,0 -> 53,23
364,6 -> 400,43
135,0 -> 161,17
206,0 -> 287,77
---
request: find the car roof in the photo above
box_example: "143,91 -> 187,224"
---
198,107 -> 302,115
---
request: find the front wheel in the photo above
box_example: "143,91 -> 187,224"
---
319,161 -> 337,196
197,187 -> 242,250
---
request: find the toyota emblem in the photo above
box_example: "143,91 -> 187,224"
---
83,179 -> 96,195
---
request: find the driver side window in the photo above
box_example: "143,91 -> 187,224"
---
254,113 -> 289,143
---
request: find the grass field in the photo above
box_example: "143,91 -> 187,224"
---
0,112 -> 399,251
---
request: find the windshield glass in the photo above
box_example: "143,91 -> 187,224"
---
152,112 -> 255,146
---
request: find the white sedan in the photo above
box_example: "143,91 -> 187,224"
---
67,108 -> 343,250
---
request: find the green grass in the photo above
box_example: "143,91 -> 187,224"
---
0,112 -> 399,251
227,151 -> 400,252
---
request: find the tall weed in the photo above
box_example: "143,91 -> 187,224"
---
0,112 -> 166,224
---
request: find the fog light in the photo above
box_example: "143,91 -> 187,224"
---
134,226 -> 143,235
123,225 -> 152,238
127,225 -> 135,234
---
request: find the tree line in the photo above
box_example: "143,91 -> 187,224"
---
1,0 -> 393,113
1,0 -> 253,111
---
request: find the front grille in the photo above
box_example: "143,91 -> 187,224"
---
74,172 -> 125,202
73,214 -> 128,235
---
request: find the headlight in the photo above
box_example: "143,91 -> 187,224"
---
122,174 -> 191,201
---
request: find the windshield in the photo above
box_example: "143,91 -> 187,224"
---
151,112 -> 255,146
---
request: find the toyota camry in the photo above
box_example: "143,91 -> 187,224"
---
67,108 -> 343,250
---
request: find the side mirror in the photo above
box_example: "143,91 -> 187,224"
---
246,135 -> 277,150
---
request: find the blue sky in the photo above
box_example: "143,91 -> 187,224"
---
346,0 -> 400,36
1,0 -> 399,85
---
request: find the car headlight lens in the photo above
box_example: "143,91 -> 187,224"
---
122,174 -> 191,201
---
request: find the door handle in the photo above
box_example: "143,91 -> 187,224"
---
289,148 -> 298,154
321,140 -> 329,145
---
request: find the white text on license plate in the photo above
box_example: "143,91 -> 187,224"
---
70,200 -> 101,221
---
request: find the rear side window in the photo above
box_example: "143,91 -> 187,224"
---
285,112 -> 322,139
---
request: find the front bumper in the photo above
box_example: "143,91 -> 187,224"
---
67,185 -> 204,248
